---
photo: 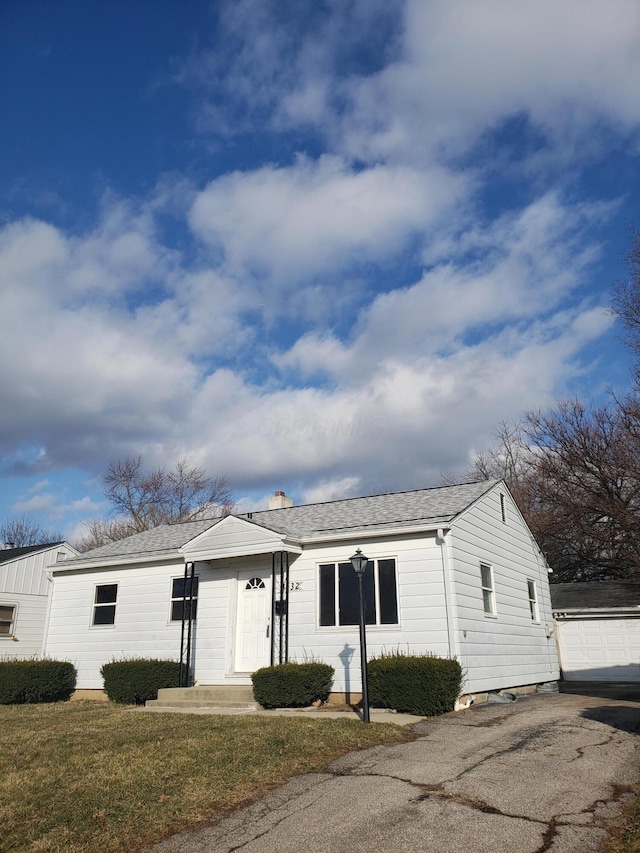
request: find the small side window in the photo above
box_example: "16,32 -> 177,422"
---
0,604 -> 16,636
93,584 -> 117,626
171,576 -> 199,621
527,579 -> 539,621
480,564 -> 496,615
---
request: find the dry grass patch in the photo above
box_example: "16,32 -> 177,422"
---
0,702 -> 412,853
603,784 -> 640,853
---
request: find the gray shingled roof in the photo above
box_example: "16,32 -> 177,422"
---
0,542 -> 64,564
551,582 -> 640,611
62,519 -> 218,564
244,479 -> 498,538
60,480 -> 499,568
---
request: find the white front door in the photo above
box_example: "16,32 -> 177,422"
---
235,569 -> 271,672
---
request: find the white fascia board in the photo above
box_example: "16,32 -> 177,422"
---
299,522 -> 447,546
51,552 -> 180,573
180,539 -> 303,561
554,608 -> 640,618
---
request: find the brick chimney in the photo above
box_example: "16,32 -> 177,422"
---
269,490 -> 293,510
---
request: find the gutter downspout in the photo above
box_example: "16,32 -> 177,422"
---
41,571 -> 55,658
437,528 -> 460,662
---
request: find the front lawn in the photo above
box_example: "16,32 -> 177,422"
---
0,702 -> 411,853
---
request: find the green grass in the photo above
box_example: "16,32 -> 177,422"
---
0,702 -> 412,853
603,787 -> 640,853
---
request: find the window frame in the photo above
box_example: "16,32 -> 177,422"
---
527,579 -> 540,622
91,583 -> 118,627
318,556 -> 399,629
0,603 -> 16,638
480,563 -> 496,616
170,575 -> 199,623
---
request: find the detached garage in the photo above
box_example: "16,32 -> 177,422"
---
551,582 -> 640,683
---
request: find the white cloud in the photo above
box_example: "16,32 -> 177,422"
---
13,493 -> 55,513
185,1 -> 640,172
302,477 -> 362,504
337,0 -> 640,165
1,0 -> 637,522
189,156 -> 469,288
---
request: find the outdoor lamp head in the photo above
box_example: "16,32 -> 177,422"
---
350,548 -> 369,575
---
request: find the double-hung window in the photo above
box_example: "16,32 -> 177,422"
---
480,564 -> 496,615
319,558 -> 398,627
0,604 -> 16,636
92,584 -> 118,626
171,576 -> 199,622
527,579 -> 539,621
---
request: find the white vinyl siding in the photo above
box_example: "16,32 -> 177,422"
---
450,485 -> 559,693
0,543 -> 77,660
285,535 -> 451,694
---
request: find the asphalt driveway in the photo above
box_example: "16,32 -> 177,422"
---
147,692 -> 640,853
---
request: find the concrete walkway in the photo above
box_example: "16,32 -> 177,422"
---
140,703 -> 423,726
144,692 -> 640,853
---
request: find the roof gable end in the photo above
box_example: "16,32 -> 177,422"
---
182,514 -> 302,561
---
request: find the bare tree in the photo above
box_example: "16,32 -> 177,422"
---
77,456 -> 234,551
440,232 -> 640,583
441,419 -> 539,519
524,399 -> 640,582
0,515 -> 63,548
612,228 -> 640,376
442,403 -> 640,583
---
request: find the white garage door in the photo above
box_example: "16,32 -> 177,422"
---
556,617 -> 640,682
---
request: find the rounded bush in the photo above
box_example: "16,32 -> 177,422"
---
101,659 -> 180,705
252,662 -> 334,709
0,659 -> 76,704
368,652 -> 462,717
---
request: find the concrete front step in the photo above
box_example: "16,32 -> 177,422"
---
147,685 -> 260,710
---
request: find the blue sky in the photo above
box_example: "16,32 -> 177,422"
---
1,0 -> 639,543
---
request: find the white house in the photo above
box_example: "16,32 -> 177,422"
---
0,542 -> 79,658
44,480 -> 559,700
551,582 -> 640,683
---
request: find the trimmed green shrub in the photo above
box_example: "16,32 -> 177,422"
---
0,659 -> 76,704
252,662 -> 334,709
101,659 -> 180,705
368,651 -> 462,717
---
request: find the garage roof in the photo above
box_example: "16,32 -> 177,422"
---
551,582 -> 640,611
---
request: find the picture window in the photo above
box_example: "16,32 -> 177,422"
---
319,558 -> 398,627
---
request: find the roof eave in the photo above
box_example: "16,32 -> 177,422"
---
299,521 -> 451,545
52,551 -> 181,573
553,606 -> 640,616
